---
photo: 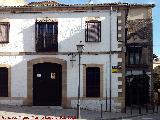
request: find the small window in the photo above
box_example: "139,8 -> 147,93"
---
0,23 -> 9,43
85,20 -> 101,42
86,67 -> 100,97
0,67 -> 8,97
128,48 -> 142,65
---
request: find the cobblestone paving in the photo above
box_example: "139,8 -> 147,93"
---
0,105 -> 159,120
120,113 -> 160,120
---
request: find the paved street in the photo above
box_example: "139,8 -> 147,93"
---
0,105 -> 159,120
0,105 -> 126,120
120,113 -> 160,120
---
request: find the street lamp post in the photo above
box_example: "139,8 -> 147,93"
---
76,41 -> 84,119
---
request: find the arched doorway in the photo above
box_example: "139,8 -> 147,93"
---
33,62 -> 62,106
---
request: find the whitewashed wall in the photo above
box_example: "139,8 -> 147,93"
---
0,54 -> 121,111
0,54 -> 121,97
0,10 -> 122,111
0,11 -> 120,52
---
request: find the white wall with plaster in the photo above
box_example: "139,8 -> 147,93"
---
0,11 -> 119,52
0,10 -> 123,111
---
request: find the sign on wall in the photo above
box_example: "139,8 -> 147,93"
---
112,66 -> 122,73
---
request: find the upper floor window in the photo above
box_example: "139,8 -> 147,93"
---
85,20 -> 101,42
35,22 -> 58,52
128,47 -> 142,65
0,23 -> 9,43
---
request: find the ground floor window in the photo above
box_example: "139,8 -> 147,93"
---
0,67 -> 8,97
86,67 -> 100,97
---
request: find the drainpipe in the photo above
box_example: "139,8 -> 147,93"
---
109,6 -> 112,112
124,4 -> 129,111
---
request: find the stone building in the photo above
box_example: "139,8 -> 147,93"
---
125,4 -> 154,106
0,0 -> 154,112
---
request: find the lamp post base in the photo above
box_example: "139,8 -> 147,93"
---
77,104 -> 81,119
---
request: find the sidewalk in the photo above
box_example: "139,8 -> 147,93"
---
0,105 -> 159,120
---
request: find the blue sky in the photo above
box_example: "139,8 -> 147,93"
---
28,0 -> 160,56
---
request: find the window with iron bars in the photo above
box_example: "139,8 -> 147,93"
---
35,22 -> 58,52
0,22 -> 9,43
85,20 -> 101,42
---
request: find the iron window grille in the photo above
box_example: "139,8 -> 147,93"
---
0,22 -> 9,43
86,67 -> 100,97
35,21 -> 58,52
85,20 -> 101,42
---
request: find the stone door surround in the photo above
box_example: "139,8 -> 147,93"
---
26,57 -> 67,107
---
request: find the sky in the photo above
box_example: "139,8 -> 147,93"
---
28,0 -> 160,57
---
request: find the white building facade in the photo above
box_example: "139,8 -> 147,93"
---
0,1 -> 154,112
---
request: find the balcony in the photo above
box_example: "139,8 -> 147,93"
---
35,21 -> 58,52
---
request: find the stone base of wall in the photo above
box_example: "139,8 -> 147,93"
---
0,97 -> 123,112
70,98 -> 122,112
0,98 -> 24,106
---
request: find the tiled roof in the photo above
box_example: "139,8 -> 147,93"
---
28,1 -> 62,6
0,1 -> 155,8
69,2 -> 154,7
27,1 -> 155,7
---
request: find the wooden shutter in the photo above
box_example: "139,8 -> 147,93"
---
86,67 -> 100,97
0,67 -> 8,97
